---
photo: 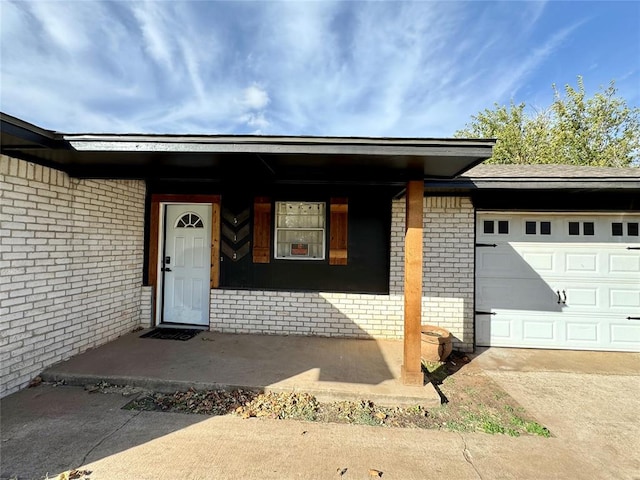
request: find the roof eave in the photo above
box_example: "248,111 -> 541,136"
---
425,179 -> 640,191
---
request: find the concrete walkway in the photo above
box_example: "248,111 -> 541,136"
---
40,330 -> 440,406
2,347 -> 638,480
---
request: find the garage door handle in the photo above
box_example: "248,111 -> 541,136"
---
556,290 -> 567,304
475,311 -> 496,315
627,247 -> 640,250
476,243 -> 497,248
628,317 -> 640,321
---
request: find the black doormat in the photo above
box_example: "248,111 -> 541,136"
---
140,328 -> 202,341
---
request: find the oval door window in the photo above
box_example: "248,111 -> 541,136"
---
175,213 -> 204,228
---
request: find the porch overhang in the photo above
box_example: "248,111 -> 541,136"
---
1,112 -> 495,183
2,112 -> 496,389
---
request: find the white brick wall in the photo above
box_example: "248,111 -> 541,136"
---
0,155 -> 146,397
422,197 -> 475,351
139,286 -> 154,328
211,196 -> 475,351
211,290 -> 405,338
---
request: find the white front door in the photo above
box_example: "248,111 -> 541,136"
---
162,204 -> 211,326
476,213 -> 640,352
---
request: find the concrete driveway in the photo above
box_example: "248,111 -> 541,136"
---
472,348 -> 640,478
2,348 -> 639,480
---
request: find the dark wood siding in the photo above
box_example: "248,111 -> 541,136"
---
221,190 -> 391,294
252,197 -> 271,263
329,197 -> 349,265
147,182 -> 394,294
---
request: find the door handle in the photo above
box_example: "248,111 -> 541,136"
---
162,267 -> 172,272
556,290 -> 561,304
562,290 -> 567,304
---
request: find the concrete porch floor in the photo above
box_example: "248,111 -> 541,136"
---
41,330 -> 440,406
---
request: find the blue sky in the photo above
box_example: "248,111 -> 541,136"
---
1,1 -> 638,137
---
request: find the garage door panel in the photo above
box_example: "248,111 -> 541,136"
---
477,278 -> 563,312
565,253 -> 598,273
523,320 -> 556,341
478,311 -> 638,350
609,254 -> 640,275
478,316 -> 512,340
479,245 -> 638,280
566,321 -> 599,342
611,323 -> 640,346
563,286 -> 598,308
477,248 -> 554,279
561,282 -> 637,311
610,289 -> 640,308
522,252 -> 555,272
476,212 -> 640,352
477,310 -> 559,347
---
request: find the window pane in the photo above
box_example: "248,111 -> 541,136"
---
612,223 -> 623,236
583,222 -> 594,236
568,222 -> 579,235
274,202 -> 326,260
276,229 -> 324,258
176,213 -> 204,228
541,222 -> 551,235
483,221 -> 494,234
276,202 -> 325,228
525,221 -> 536,235
498,221 -> 509,234
629,223 -> 639,236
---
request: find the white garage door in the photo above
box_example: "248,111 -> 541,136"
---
476,213 -> 640,351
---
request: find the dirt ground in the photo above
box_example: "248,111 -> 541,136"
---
422,352 -> 550,436
118,351 -> 550,437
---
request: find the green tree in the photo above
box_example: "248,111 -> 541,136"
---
456,77 -> 640,167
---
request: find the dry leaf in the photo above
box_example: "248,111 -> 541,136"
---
28,376 -> 42,388
337,467 -> 348,476
368,469 -> 383,477
69,470 -> 92,479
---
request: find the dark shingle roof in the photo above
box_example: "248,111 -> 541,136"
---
423,163 -> 640,191
463,164 -> 639,179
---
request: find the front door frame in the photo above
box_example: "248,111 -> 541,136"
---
149,194 -> 221,327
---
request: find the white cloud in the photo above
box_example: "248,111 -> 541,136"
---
26,1 -> 92,53
131,2 -> 175,69
0,0 -> 609,137
240,112 -> 270,133
240,85 -> 270,110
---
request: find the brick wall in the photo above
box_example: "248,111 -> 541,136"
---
422,197 -> 475,351
139,286 -> 154,328
211,290 -> 405,338
210,196 -> 475,351
0,155 -> 146,397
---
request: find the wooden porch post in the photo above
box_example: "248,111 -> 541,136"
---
402,180 -> 424,385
